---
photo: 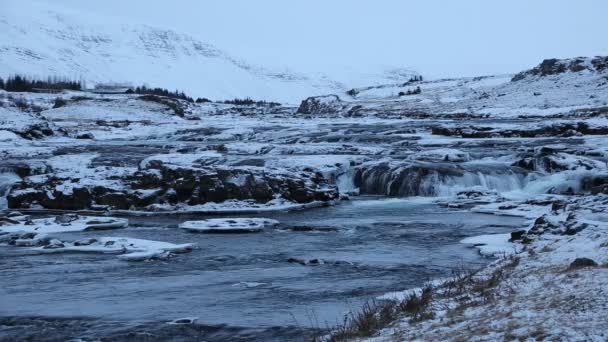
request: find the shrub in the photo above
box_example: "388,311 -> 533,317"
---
399,86 -> 422,96
12,96 -> 29,111
402,75 -> 423,86
346,88 -> 358,97
223,97 -> 280,106
138,94 -> 185,116
195,97 -> 211,103
125,85 -> 194,102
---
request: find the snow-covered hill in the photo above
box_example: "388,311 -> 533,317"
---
296,56 -> 608,118
0,0 -> 418,104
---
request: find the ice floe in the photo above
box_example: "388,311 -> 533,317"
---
179,218 -> 279,233
0,215 -> 128,234
33,236 -> 194,261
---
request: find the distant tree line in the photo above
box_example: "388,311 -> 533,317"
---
402,75 -> 423,86
125,85 -> 196,103
223,97 -> 280,106
0,75 -> 82,92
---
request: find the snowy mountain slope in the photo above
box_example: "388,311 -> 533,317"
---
0,1 -> 417,103
297,57 -> 608,117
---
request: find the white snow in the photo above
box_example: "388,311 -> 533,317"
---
35,236 -> 194,261
179,218 -> 279,233
460,233 -> 521,257
0,216 -> 128,234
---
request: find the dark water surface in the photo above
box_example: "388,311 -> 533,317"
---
0,197 -> 526,340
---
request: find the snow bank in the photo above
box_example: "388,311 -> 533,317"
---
460,233 -> 522,257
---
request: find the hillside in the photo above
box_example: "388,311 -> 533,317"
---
0,1 -> 418,103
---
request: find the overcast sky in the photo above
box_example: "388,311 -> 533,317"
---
36,0 -> 608,78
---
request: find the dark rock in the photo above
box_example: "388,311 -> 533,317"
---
287,257 -> 307,265
76,132 -> 95,139
8,157 -> 339,211
509,230 -> 526,242
569,258 -> 598,269
551,201 -> 567,213
73,238 -> 98,246
512,57 -> 607,82
296,95 -> 343,115
97,193 -> 131,210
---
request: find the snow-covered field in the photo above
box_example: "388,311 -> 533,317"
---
1,56 -> 608,340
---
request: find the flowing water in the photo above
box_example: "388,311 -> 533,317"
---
0,197 -> 526,340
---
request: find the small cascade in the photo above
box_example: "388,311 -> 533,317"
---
353,162 -> 528,197
336,168 -> 358,195
0,171 -> 20,209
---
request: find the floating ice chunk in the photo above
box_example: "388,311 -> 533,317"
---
461,233 -> 522,257
35,237 -> 194,261
0,215 -> 128,234
179,218 -> 279,233
232,282 -> 269,288
168,317 -> 198,325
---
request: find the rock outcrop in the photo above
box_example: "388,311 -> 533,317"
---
512,56 -> 608,82
7,155 -> 339,211
296,95 -> 344,115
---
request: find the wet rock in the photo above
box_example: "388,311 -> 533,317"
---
43,239 -> 65,249
97,192 -> 132,210
8,159 -> 339,211
55,214 -> 79,224
581,175 -> 608,195
287,257 -> 306,266
569,258 -> 598,269
282,225 -> 338,232
76,132 -> 95,139
509,230 -> 526,242
434,123 -> 608,139
513,148 -> 602,174
73,238 -> 98,246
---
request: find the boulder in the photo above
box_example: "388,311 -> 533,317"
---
569,258 -> 598,269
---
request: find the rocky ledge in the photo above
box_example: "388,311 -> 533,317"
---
7,153 -> 339,212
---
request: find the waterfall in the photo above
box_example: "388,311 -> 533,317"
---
353,162 -> 528,197
0,171 -> 20,209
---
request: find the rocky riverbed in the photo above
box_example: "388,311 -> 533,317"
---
2,57 -> 608,340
